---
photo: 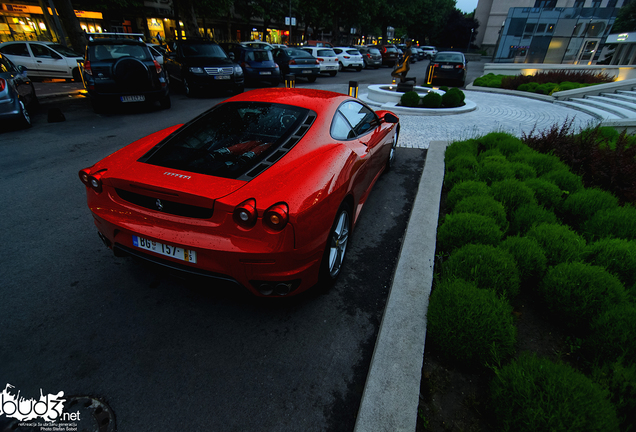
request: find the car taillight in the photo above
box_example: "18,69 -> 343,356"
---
455,64 -> 464,69
153,59 -> 162,73
0,78 -> 5,92
263,203 -> 289,231
289,59 -> 297,65
233,198 -> 257,228
79,168 -> 105,193
314,59 -> 320,65
344,56 -> 350,59
84,60 -> 92,76
432,63 -> 440,68
366,53 -> 371,58
317,57 -> 324,62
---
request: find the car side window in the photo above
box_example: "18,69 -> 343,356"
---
331,112 -> 355,140
1,43 -> 29,57
0,56 -> 11,73
30,44 -> 54,58
338,101 -> 377,137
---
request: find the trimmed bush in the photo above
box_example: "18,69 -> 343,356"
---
509,151 -> 569,177
510,162 -> 537,181
583,206 -> 636,241
587,303 -> 636,366
489,179 -> 536,213
442,244 -> 520,299
540,262 -> 628,330
441,88 -> 464,107
499,236 -> 547,284
491,353 -> 620,432
524,178 -> 563,209
421,91 -> 442,108
583,238 -> 636,289
509,203 -> 558,235
526,223 -> 586,266
443,167 -> 477,189
400,91 -> 420,107
427,279 -> 517,369
445,139 -> 478,164
540,168 -> 584,194
477,157 -> 516,184
445,153 -> 478,173
477,132 -> 526,157
561,188 -> 620,229
454,195 -> 508,232
473,73 -> 508,88
437,213 -> 503,252
593,360 -> 636,432
445,180 -> 489,211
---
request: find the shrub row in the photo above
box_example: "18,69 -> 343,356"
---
429,131 -> 636,431
399,88 -> 466,108
473,71 -> 614,95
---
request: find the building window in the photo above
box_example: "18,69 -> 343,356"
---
524,23 -> 536,34
574,0 -> 584,7
537,23 -> 547,32
533,0 -> 556,7
546,24 -> 555,33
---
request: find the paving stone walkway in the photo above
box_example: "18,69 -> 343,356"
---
397,90 -> 599,149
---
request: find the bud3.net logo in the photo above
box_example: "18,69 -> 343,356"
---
1,383 -> 76,422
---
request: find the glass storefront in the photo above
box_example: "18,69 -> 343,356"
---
495,7 -> 618,64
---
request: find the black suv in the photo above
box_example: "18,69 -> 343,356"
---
80,33 -> 171,113
164,40 -> 244,97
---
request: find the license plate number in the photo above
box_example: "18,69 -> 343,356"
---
121,95 -> 145,102
215,75 -> 231,80
302,70 -> 312,74
441,65 -> 453,69
259,71 -> 272,75
132,235 -> 197,263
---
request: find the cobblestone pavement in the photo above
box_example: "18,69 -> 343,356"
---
396,90 -> 599,149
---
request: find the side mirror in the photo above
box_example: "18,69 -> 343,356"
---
229,52 -> 235,61
383,113 -> 399,123
16,65 -> 27,73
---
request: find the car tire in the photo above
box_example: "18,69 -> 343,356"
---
183,78 -> 192,97
355,66 -> 362,72
385,128 -> 399,172
328,71 -> 337,77
306,76 -> 317,83
159,94 -> 171,109
72,67 -> 82,83
17,100 -> 32,128
338,62 -> 343,72
319,201 -> 352,285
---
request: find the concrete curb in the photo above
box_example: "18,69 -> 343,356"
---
354,140 -> 447,432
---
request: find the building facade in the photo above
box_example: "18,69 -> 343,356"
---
475,0 -> 625,64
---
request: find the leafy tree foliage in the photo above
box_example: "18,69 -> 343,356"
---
612,0 -> 636,33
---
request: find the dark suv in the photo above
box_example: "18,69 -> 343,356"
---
164,40 -> 244,96
80,33 -> 171,112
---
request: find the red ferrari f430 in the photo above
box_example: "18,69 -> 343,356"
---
79,88 -> 400,296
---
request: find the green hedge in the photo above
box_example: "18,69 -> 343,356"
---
491,353 -> 620,432
526,223 -> 585,266
499,236 -> 547,285
427,279 -> 517,369
437,213 -> 503,253
587,303 -> 636,366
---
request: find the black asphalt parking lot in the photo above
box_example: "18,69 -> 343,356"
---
0,92 -> 426,430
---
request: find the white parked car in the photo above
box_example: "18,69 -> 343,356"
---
301,46 -> 339,76
0,41 -> 83,81
421,46 -> 438,59
332,47 -> 364,71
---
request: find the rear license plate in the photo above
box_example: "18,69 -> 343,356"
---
302,70 -> 312,74
259,71 -> 272,75
215,75 -> 231,80
121,95 -> 145,102
441,65 -> 453,69
132,235 -> 197,263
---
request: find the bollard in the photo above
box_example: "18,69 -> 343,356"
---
285,74 -> 296,88
348,81 -> 359,98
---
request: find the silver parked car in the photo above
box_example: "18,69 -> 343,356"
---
0,52 -> 37,129
355,46 -> 382,69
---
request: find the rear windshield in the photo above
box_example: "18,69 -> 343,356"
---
285,48 -> 313,58
181,43 -> 227,58
317,49 -> 336,57
435,53 -> 464,62
345,49 -> 360,55
385,46 -> 398,53
141,102 -> 311,179
369,48 -> 381,55
245,50 -> 273,62
90,44 -> 152,61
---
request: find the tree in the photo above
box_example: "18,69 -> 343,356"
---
432,9 -> 478,49
612,0 -> 636,33
51,0 -> 86,51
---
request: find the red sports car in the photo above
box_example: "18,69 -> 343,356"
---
79,88 -> 400,296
